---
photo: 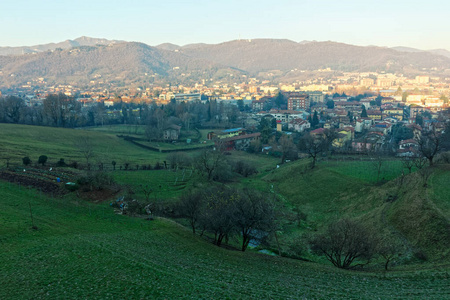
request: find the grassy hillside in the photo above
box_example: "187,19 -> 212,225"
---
1,124 -> 449,297
1,181 -> 449,299
0,124 -> 164,167
261,158 -> 450,263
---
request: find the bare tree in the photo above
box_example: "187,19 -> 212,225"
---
167,152 -> 192,170
76,136 -> 95,169
2,96 -> 26,123
419,167 -> 433,188
401,156 -> 415,174
43,93 -> 80,127
177,189 -> 205,234
310,218 -> 376,269
140,184 -> 153,202
413,156 -> 428,170
370,154 -> 384,183
278,134 -> 297,164
201,186 -> 238,246
298,133 -> 327,169
194,148 -> 227,181
376,235 -> 404,271
234,189 -> 275,251
416,129 -> 441,166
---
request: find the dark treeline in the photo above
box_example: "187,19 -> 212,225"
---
0,94 -> 244,136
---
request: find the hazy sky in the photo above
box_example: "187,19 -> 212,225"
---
1,0 -> 449,50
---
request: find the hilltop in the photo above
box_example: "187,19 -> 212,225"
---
0,42 -> 243,87
0,36 -> 124,56
2,37 -> 450,87
180,39 -> 450,74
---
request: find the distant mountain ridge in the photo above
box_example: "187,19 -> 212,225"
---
391,46 -> 450,59
2,37 -> 450,87
178,39 -> 450,74
0,37 -> 123,56
0,41 -> 243,87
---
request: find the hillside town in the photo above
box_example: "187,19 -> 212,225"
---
2,70 -> 449,159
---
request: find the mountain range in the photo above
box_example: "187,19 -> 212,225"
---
1,37 -> 450,88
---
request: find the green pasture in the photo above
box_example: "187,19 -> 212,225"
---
1,181 -> 449,299
0,124 -> 166,167
320,158 -> 407,183
428,165 -> 450,217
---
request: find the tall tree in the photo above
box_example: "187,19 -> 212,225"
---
178,189 -> 205,234
278,134 -> 297,164
312,111 -> 320,128
234,189 -> 275,251
298,133 -> 326,169
361,105 -> 368,118
76,135 -> 95,169
416,129 -> 441,166
2,96 -> 26,123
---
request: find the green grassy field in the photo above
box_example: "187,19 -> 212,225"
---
428,165 -> 450,216
325,158 -> 406,183
1,181 -> 449,299
1,124 -> 449,298
0,124 -> 165,167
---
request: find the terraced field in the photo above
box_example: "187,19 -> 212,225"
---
111,169 -> 195,201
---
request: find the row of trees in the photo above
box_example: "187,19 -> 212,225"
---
0,94 -> 244,131
177,186 -> 276,251
0,94 -> 83,127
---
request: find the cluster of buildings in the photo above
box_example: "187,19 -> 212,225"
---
3,70 -> 449,155
248,91 -> 448,156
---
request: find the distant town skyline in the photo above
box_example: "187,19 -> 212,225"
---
1,0 -> 450,50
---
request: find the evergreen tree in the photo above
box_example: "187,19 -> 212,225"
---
361,105 -> 368,118
347,111 -> 353,122
312,111 -> 319,127
415,114 -> 424,127
326,100 -> 335,109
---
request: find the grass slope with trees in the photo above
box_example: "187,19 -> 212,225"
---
1,124 -> 449,298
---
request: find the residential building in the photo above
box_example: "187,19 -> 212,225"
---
163,125 -> 181,140
288,118 -> 310,132
287,93 -> 310,110
174,93 -> 201,102
360,78 -> 375,86
305,91 -> 325,103
367,110 -> 383,121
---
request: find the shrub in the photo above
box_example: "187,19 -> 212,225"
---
56,158 -> 67,167
76,172 -> 115,191
38,155 -> 48,166
22,156 -> 32,166
233,160 -> 258,177
68,161 -> 78,168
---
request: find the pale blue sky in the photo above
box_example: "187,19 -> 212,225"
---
1,0 -> 449,50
